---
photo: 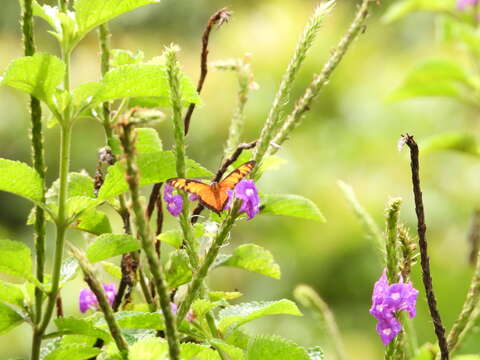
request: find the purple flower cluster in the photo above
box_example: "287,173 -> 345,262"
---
164,184 -> 184,217
369,270 -> 418,345
457,0 -> 478,10
227,179 -> 260,220
79,283 -> 117,313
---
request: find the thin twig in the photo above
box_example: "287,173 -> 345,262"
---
403,134 -> 449,360
55,295 -> 64,318
146,183 -> 162,222
183,7 -> 232,135
468,209 -> 480,266
190,140 -> 256,224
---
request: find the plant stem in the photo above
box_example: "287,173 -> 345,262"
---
270,0 -> 376,156
98,24 -> 114,146
69,245 -> 129,359
446,250 -> 480,354
177,210 -> 239,324
294,284 -> 347,360
403,134 -> 449,360
385,198 -> 402,284
119,122 -> 180,360
252,0 -> 335,176
22,0 -> 47,326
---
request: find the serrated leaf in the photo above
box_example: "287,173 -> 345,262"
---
0,159 -> 43,203
43,344 -> 101,360
55,317 -> 112,342
165,250 -> 192,289
111,49 -> 145,67
420,132 -> 480,157
158,223 -> 204,249
261,194 -> 325,222
110,311 -> 165,330
216,244 -> 281,279
0,280 -> 24,307
209,291 -> 243,302
129,337 -> 168,360
136,128 -> 163,153
246,335 -> 310,360
75,0 -> 160,36
101,261 -> 122,280
0,302 -> 24,335
86,234 -> 141,263
98,151 -> 212,200
74,209 -> 112,235
0,239 -> 32,280
91,64 -> 200,106
1,53 -> 65,106
218,300 -> 302,332
192,299 -> 218,318
387,59 -> 474,102
306,346 -> 325,360
209,339 -> 245,360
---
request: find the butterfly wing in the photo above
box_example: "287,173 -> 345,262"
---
217,161 -> 256,209
167,178 -> 223,212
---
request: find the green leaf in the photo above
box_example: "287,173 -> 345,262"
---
1,53 -> 65,106
55,317 -> 112,342
216,244 -> 281,279
411,343 -> 438,359
165,250 -> 192,289
0,239 -> 32,280
261,194 -> 325,222
0,280 -> 24,307
110,311 -> 165,330
91,64 -> 200,106
101,261 -> 122,280
136,128 -> 163,153
158,223 -> 204,249
129,337 -> 168,360
218,299 -> 302,332
387,59 -> 475,102
74,209 -> 112,235
59,257 -> 79,287
98,151 -> 212,200
246,335 -> 310,360
382,0 -> 456,23
0,302 -> 24,335
75,0 -> 160,36
306,346 -> 325,360
111,49 -> 145,67
209,339 -> 245,360
192,299 -> 218,318
420,132 -> 480,157
0,159 -> 43,203
86,234 -> 141,263
43,344 -> 101,360
209,291 -> 243,302
453,356 -> 480,360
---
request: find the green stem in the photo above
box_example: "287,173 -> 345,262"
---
22,0 -> 47,326
385,198 -> 402,284
177,210 -> 238,324
120,122 -> 180,360
98,23 -> 113,145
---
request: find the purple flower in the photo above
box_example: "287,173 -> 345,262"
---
457,0 -> 478,10
189,193 -> 199,202
226,180 -> 260,220
79,283 -> 117,313
170,302 -> 195,322
369,270 -> 419,345
164,184 -> 183,217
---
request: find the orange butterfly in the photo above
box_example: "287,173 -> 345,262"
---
167,161 -> 256,213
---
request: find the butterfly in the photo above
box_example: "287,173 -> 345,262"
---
166,161 -> 256,213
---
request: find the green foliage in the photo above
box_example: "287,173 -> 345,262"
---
261,194 -> 325,222
218,300 -> 302,332
387,59 -> 476,103
157,224 -> 204,249
0,159 -> 44,203
191,299 -> 218,318
108,312 -> 165,330
0,302 -> 24,335
420,132 -> 480,157
135,128 -> 163,153
383,0 -> 456,23
0,53 -> 65,109
98,151 -> 212,199
165,250 -> 192,289
216,244 -> 281,279
110,49 -> 145,67
74,209 -> 112,235
208,291 -> 243,302
86,234 -> 141,263
43,344 -> 101,360
55,317 -> 112,342
0,281 -> 25,308
246,334 -> 310,360
0,239 -> 32,280
101,261 -> 122,280
306,346 -> 325,360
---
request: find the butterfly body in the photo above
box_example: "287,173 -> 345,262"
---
167,161 -> 256,213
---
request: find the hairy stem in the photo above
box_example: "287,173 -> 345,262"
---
22,0 -> 47,327
98,23 -> 113,145
385,198 -> 402,284
270,0 -> 376,156
119,122 -> 179,360
253,0 -> 335,175
404,134 -> 449,360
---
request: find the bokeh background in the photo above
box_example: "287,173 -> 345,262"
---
1,0 -> 479,358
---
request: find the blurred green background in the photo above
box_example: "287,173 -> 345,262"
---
1,0 -> 479,358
